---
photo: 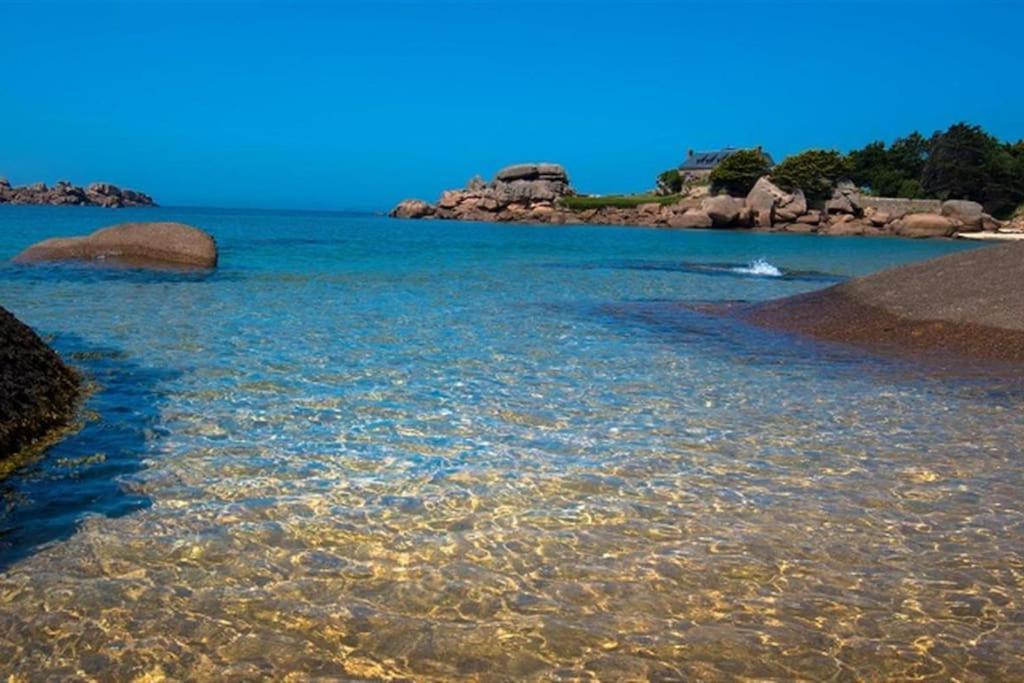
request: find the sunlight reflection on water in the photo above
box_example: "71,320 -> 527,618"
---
0,207 -> 1020,679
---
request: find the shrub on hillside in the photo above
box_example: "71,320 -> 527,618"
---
771,149 -> 849,200
709,149 -> 772,196
656,169 -> 683,195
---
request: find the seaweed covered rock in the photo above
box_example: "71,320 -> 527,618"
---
0,307 -> 80,459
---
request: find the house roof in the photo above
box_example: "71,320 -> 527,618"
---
680,148 -> 739,170
680,147 -> 774,171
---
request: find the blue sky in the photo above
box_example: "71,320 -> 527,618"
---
2,1 -> 1022,211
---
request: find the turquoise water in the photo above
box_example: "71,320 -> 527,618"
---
1,206 -> 1022,679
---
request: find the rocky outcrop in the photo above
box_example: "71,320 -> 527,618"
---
743,242 -> 1024,363
391,167 -> 1005,239
668,210 -> 713,229
0,306 -> 80,459
825,181 -> 863,216
390,163 -> 574,223
391,199 -> 435,219
893,213 -> 957,238
14,222 -> 218,269
701,195 -> 745,227
0,179 -> 156,208
745,177 -> 788,227
941,200 -> 984,231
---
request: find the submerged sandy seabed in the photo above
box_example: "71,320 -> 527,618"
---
1,209 -> 1022,680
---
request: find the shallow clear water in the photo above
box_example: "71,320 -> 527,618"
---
1,206 -> 1022,680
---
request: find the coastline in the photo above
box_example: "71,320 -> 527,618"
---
392,163 -> 1013,240
0,179 -> 156,208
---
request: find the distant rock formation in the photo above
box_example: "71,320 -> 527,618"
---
0,179 -> 156,208
744,242 -> 1024,363
391,163 -> 575,223
14,222 -> 218,269
391,167 -> 1004,239
0,306 -> 80,459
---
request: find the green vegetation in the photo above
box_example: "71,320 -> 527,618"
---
559,194 -> 680,211
642,123 -> 1023,216
656,169 -> 683,195
709,149 -> 773,196
847,132 -> 928,198
921,123 -> 1024,216
844,123 -> 1024,216
771,149 -> 848,200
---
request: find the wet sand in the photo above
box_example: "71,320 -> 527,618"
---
744,242 -> 1024,363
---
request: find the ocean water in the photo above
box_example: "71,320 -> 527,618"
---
0,205 -> 1022,680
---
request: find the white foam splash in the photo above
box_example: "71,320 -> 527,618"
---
733,258 -> 783,277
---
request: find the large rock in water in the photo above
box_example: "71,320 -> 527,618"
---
389,199 -> 435,219
0,307 -> 80,459
744,242 -> 1024,363
13,222 -> 218,269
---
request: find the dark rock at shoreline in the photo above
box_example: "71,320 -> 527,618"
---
0,306 -> 80,459
743,242 -> 1024,363
0,178 -> 156,208
14,222 -> 218,269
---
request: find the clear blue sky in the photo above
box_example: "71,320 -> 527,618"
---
2,1 -> 1022,211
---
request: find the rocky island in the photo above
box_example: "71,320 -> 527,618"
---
0,179 -> 156,208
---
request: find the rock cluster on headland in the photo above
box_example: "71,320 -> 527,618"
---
744,242 -> 1024,363
0,178 -> 156,208
391,165 -> 1005,238
14,222 -> 218,269
392,163 -> 573,222
0,306 -> 80,459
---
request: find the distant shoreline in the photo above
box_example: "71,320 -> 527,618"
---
392,162 -> 1024,241
0,179 -> 155,208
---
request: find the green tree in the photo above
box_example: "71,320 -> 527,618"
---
896,178 -> 925,199
708,149 -> 773,196
656,168 -> 682,195
888,132 -> 929,179
846,141 -> 888,189
846,132 -> 929,196
922,123 -> 1024,216
921,123 -> 992,202
771,149 -> 848,200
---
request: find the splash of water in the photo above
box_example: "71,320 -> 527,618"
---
732,258 -> 783,277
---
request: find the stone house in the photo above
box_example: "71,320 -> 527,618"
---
679,147 -> 773,181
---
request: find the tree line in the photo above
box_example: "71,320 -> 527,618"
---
697,123 -> 1024,217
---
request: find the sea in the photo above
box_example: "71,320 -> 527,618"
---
0,205 -> 1021,679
